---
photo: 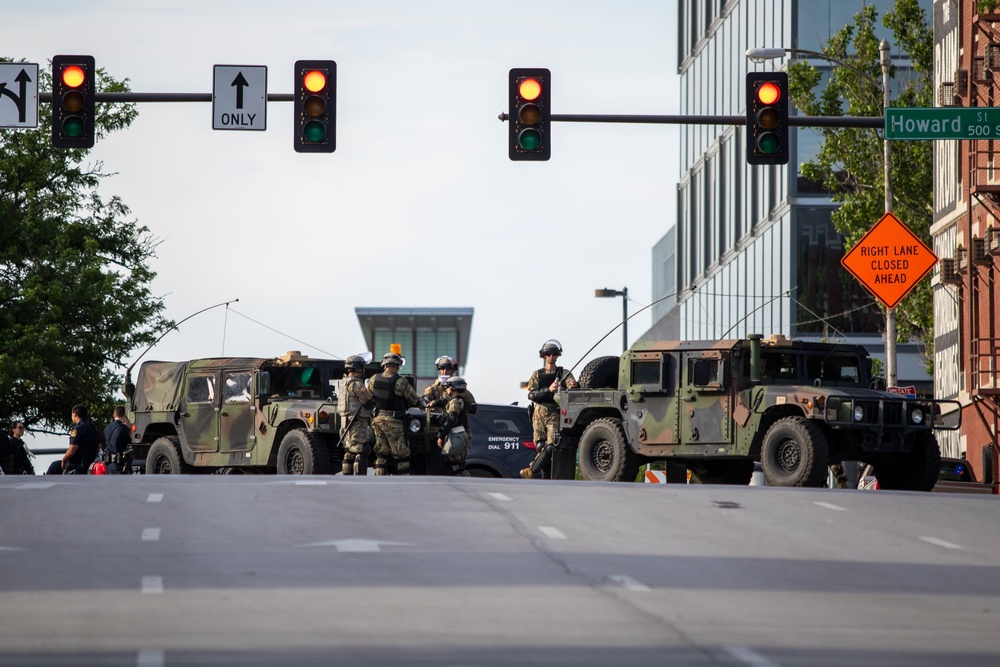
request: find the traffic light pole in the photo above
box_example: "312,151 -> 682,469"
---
498,112 -> 883,128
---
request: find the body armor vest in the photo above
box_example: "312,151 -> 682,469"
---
338,375 -> 369,419
372,373 -> 407,413
534,367 -> 563,408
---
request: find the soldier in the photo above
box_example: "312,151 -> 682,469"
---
521,339 -> 578,479
338,355 -> 376,476
424,355 -> 478,414
435,375 -> 472,476
367,352 -> 426,475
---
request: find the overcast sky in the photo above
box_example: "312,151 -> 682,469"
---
8,1 -> 680,449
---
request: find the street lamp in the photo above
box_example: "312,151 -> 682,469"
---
746,43 -> 897,386
595,287 -> 628,352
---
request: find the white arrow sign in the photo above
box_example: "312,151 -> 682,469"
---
212,64 -> 266,131
0,63 -> 39,129
298,539 -> 411,553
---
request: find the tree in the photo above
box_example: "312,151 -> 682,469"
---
0,60 -> 172,434
787,0 -> 934,371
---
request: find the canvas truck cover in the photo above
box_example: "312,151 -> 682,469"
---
134,361 -> 187,412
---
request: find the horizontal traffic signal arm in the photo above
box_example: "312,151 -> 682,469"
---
498,112 -> 883,128
39,92 -> 294,102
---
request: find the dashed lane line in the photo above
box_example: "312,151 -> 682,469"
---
487,492 -> 512,501
538,526 -> 566,539
141,576 -> 163,594
142,528 -> 161,542
920,536 -> 963,550
147,493 -> 163,503
137,650 -> 165,667
725,645 -> 782,667
608,574 -> 651,591
813,501 -> 846,511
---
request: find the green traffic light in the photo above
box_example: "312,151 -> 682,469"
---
62,117 -> 85,138
757,132 -> 779,155
518,128 -> 541,151
303,120 -> 326,142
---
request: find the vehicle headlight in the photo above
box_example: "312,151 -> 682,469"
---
408,419 -> 422,433
910,408 -> 924,425
853,405 -> 865,422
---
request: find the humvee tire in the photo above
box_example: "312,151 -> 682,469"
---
277,428 -> 332,475
578,418 -> 639,482
146,436 -> 192,475
579,356 -> 620,389
760,417 -> 828,487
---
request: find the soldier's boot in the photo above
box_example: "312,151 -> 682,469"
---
394,456 -> 411,476
342,453 -> 355,476
354,456 -> 368,476
449,460 -> 464,476
528,443 -> 553,479
374,456 -> 389,476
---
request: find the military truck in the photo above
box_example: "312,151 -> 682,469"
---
552,334 -> 961,489
125,351 -> 350,474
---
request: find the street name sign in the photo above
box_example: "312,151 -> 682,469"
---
840,212 -> 938,309
212,65 -> 266,131
885,107 -> 1000,140
0,63 -> 38,128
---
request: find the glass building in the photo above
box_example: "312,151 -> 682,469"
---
645,0 -> 933,392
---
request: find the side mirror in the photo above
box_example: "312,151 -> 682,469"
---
870,378 -> 887,391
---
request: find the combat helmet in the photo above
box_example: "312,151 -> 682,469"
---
344,355 -> 366,372
446,375 -> 467,391
381,352 -> 404,368
538,339 -> 563,358
435,355 -> 458,371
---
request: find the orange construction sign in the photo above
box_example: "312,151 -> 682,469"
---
840,212 -> 938,309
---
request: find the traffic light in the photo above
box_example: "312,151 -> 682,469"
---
294,60 -> 336,153
51,55 -> 95,149
509,68 -> 550,161
746,72 -> 789,165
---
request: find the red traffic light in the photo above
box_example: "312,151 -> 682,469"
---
756,81 -> 781,105
518,78 -> 542,101
61,65 -> 86,88
303,70 -> 326,93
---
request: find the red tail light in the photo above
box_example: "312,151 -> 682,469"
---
523,440 -> 536,450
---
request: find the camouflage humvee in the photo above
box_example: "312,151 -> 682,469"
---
125,351 -> 349,474
553,334 -> 961,489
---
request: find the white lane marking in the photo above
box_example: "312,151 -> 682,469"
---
538,526 -> 566,539
488,492 -> 512,501
299,539 -> 411,552
609,575 -> 650,591
142,528 -> 161,542
0,547 -> 24,551
147,493 -> 163,503
137,650 -> 165,667
920,536 -> 963,550
725,645 -> 782,667
813,501 -> 846,511
141,576 -> 163,594
294,480 -> 328,485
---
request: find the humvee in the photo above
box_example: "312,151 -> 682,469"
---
125,351 -> 350,474
552,334 -> 961,489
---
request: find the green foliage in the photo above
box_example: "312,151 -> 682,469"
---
786,0 -> 934,372
0,59 -> 172,433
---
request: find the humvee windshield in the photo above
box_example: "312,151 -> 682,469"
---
264,363 -> 340,399
760,350 -> 865,386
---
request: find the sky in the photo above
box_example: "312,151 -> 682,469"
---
7,0 -> 680,452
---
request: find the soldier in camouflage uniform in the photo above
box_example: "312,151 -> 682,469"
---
521,339 -> 577,479
367,352 -> 426,475
338,355 -> 376,476
436,375 -> 473,476
424,356 -> 478,415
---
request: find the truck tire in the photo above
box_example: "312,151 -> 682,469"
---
277,428 -> 332,475
875,432 -> 940,491
578,418 -> 639,482
760,417 -> 828,487
690,460 -> 754,485
146,436 -> 192,475
579,356 -> 620,389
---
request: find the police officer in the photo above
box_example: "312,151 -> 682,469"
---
521,340 -> 578,479
436,375 -> 472,476
338,355 -> 377,476
102,405 -> 133,475
60,405 -> 100,475
367,352 -> 426,475
424,356 -> 478,414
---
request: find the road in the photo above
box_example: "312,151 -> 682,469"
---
1,476 -> 999,666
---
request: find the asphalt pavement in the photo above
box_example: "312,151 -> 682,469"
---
1,475 -> 999,666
